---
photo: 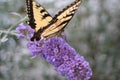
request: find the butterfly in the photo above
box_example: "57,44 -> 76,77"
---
26,0 -> 82,41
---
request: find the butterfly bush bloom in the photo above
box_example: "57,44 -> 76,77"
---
16,23 -> 92,80
27,37 -> 92,80
16,23 -> 35,39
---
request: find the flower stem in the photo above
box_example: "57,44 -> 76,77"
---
0,16 -> 28,44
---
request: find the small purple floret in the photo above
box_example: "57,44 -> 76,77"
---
27,37 -> 92,80
16,23 -> 34,39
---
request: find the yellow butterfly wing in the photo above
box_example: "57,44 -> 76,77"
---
41,0 -> 82,38
26,0 -> 53,32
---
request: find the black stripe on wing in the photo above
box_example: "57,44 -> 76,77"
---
53,0 -> 82,29
26,0 -> 36,29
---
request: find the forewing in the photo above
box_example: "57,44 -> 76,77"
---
26,0 -> 53,32
41,0 -> 82,38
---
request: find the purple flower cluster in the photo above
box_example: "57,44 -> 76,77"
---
16,23 -> 92,80
27,37 -> 92,80
16,23 -> 34,39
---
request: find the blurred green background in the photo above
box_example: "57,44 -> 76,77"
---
0,0 -> 120,80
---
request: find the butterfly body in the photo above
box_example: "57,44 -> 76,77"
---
26,0 -> 82,41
